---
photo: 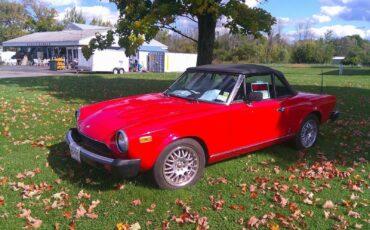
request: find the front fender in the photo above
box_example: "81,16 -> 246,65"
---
126,129 -> 181,171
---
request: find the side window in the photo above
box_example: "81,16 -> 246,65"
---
245,74 -> 274,100
273,75 -> 293,98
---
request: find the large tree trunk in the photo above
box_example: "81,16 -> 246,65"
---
197,14 -> 217,66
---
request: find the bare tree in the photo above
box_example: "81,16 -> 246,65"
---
303,21 -> 313,40
296,21 -> 313,41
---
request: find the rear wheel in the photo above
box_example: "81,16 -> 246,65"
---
295,114 -> 319,149
119,68 -> 125,74
113,68 -> 118,74
153,138 -> 205,189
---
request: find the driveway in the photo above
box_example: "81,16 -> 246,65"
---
0,65 -> 76,78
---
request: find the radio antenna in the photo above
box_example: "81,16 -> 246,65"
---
320,69 -> 324,94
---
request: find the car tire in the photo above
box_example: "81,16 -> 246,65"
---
113,68 -> 118,74
295,114 -> 319,150
119,68 -> 125,74
153,138 -> 205,189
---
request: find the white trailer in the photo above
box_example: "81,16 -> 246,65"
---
77,48 -> 129,74
165,52 -> 197,72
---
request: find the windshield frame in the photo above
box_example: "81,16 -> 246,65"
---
164,71 -> 244,105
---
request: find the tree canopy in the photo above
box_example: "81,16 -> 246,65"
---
62,7 -> 86,26
0,0 -> 28,42
23,0 -> 63,32
0,0 -> 63,42
83,0 -> 275,65
90,17 -> 113,27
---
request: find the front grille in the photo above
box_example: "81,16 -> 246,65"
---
78,131 -> 114,158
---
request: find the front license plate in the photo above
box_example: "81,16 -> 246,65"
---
69,142 -> 81,163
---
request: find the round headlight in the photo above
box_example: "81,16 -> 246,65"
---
75,109 -> 80,122
116,130 -> 128,153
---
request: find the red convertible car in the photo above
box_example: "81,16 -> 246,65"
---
66,64 -> 339,189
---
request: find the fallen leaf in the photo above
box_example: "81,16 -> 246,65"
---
63,211 -> 72,219
273,167 -> 281,174
129,222 -> 141,230
247,216 -> 259,228
348,210 -> 360,218
86,213 -> 98,219
350,193 -> 359,200
115,183 -> 125,190
146,203 -> 156,213
273,193 -> 288,207
131,199 -> 142,206
303,198 -> 313,205
88,200 -> 100,213
75,204 -> 86,219
270,223 -> 280,230
209,196 -> 224,211
250,191 -> 258,199
69,221 -> 76,230
25,216 -> 42,229
116,223 -> 129,230
322,200 -> 335,209
0,196 -> 4,206
77,190 -> 91,200
197,216 -> 209,230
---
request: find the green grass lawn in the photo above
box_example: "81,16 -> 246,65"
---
0,65 -> 369,229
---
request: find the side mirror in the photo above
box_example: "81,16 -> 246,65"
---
247,91 -> 263,102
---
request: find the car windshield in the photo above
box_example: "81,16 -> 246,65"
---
166,72 -> 238,103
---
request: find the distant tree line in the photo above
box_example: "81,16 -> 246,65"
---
155,27 -> 370,66
0,0 -> 112,42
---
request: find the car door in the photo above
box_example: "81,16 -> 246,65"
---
229,74 -> 288,150
272,73 -> 306,135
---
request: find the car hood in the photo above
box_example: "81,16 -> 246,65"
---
77,93 -> 218,142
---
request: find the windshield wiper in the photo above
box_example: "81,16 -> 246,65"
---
167,93 -> 198,103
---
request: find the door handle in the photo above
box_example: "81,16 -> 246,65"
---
277,107 -> 285,112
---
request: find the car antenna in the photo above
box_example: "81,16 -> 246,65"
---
320,69 -> 324,94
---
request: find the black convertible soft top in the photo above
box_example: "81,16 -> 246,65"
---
187,64 -> 281,75
187,64 -> 297,95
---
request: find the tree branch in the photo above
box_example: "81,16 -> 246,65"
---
179,14 -> 198,23
159,24 -> 198,43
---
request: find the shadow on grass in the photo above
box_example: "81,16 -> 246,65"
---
0,74 -> 175,104
323,68 -> 370,76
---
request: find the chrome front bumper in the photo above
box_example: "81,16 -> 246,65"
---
65,128 -> 140,178
330,111 -> 340,122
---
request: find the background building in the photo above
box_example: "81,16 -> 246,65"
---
2,23 -> 197,73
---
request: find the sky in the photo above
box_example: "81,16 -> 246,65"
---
45,0 -> 370,40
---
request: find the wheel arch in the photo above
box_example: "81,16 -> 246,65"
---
311,111 -> 322,123
164,136 -> 209,163
183,136 -> 209,162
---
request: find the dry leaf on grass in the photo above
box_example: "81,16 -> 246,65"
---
247,216 -> 259,228
77,190 -> 91,200
86,213 -> 98,219
323,200 -> 335,209
131,199 -> 142,206
348,210 -> 361,218
146,203 -> 156,213
88,200 -> 100,213
75,204 -> 87,219
0,196 -> 4,206
303,198 -> 313,205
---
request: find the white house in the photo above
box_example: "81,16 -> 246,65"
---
2,23 -> 197,73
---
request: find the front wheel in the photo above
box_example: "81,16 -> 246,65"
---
295,114 -> 319,149
153,139 -> 205,189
